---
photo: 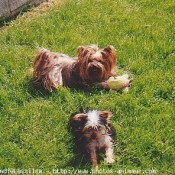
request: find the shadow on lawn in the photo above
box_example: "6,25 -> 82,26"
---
68,147 -> 91,169
66,119 -> 91,168
24,75 -> 109,99
66,143 -> 114,171
23,76 -> 52,98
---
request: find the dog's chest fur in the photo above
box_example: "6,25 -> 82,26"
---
88,135 -> 113,149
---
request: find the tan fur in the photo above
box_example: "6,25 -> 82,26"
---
32,45 -> 116,92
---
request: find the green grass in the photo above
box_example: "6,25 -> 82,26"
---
0,0 -> 175,174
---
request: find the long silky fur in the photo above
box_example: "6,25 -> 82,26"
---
32,46 -> 116,92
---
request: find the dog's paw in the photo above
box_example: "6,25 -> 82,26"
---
92,164 -> 98,170
106,157 -> 115,164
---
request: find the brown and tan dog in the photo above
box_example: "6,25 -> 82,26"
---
32,45 -> 116,92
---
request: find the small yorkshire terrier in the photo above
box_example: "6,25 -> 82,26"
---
32,45 -> 116,92
70,107 -> 115,169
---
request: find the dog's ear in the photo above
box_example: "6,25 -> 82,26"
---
103,45 -> 116,55
77,46 -> 90,60
72,113 -> 88,122
79,106 -> 85,113
101,45 -> 116,75
77,46 -> 85,55
99,110 -> 112,121
77,45 -> 98,56
102,46 -> 116,61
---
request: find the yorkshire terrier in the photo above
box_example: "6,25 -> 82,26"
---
70,107 -> 115,169
32,45 -> 116,92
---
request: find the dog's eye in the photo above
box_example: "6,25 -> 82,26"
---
88,127 -> 92,132
97,126 -> 101,130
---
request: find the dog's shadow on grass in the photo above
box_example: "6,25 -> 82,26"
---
66,142 -> 111,172
66,123 -> 91,169
68,146 -> 91,169
23,76 -> 56,98
24,76 -> 110,99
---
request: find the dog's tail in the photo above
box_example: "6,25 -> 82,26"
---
32,48 -> 59,92
33,48 -> 51,75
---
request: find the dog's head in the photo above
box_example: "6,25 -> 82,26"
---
70,108 -> 113,141
77,45 -> 116,84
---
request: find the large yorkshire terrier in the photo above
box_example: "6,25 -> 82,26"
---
32,45 -> 116,91
70,107 -> 115,169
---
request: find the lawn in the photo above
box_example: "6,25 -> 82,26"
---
0,0 -> 175,174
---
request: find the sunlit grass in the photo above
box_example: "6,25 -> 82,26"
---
0,0 -> 175,174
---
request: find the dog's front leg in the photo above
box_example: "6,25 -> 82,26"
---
105,147 -> 115,163
90,148 -> 98,169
